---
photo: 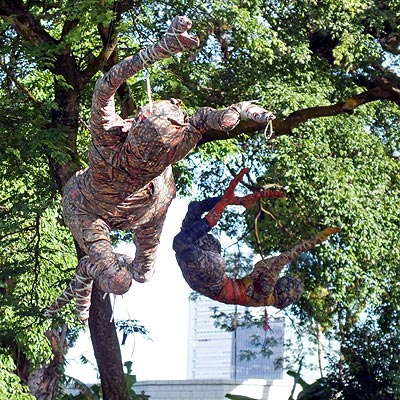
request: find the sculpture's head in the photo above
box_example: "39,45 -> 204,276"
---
136,98 -> 188,125
274,276 -> 304,309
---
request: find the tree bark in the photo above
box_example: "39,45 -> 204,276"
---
14,325 -> 68,400
89,284 -> 130,400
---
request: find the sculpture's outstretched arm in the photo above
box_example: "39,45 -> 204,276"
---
91,16 -> 199,143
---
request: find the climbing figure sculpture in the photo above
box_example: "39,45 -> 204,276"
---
173,169 -> 340,308
46,16 -> 276,323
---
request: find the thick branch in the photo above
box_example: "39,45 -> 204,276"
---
81,0 -> 129,85
0,0 -> 118,88
0,0 -> 56,45
81,31 -> 119,85
199,84 -> 400,144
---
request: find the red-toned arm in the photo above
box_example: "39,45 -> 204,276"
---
232,189 -> 284,209
205,168 -> 249,227
205,168 -> 283,227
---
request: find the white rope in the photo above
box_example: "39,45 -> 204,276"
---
264,119 -> 274,140
138,47 -> 155,69
135,19 -> 190,115
131,333 -> 136,358
110,294 -> 117,322
166,24 -> 187,52
145,69 -> 153,113
156,39 -> 173,55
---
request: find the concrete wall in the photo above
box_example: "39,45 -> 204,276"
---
133,379 -> 295,400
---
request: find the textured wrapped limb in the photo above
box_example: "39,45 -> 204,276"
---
129,205 -> 170,283
95,16 -> 199,96
204,168 -> 249,227
45,257 -> 93,323
45,253 -> 133,323
235,101 -> 276,124
190,102 -> 275,135
222,226 -> 340,308
65,213 -> 133,295
232,189 -> 284,209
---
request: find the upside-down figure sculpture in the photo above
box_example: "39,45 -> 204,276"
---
173,169 -> 340,308
46,16 -> 276,323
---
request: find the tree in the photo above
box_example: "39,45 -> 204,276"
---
326,311 -> 400,400
0,0 -> 399,398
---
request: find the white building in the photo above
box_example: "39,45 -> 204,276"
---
187,296 -> 285,380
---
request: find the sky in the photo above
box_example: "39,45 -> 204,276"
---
65,197 -> 193,383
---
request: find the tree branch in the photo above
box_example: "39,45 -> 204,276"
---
0,0 -> 56,45
80,0 -> 128,86
168,63 -> 226,104
81,30 -> 119,85
0,57 -> 39,103
199,84 -> 400,144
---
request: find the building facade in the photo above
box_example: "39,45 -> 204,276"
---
187,296 -> 285,380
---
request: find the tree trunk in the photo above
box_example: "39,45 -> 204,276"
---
50,54 -> 82,188
89,284 -> 130,400
51,48 -> 129,397
13,325 -> 68,400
